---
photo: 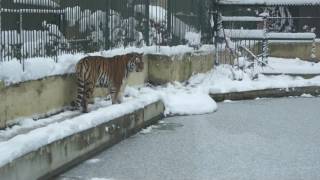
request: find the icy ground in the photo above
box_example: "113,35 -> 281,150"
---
57,97 -> 320,180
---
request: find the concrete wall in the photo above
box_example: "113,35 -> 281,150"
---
268,42 -> 320,61
0,53 -> 214,129
148,52 -> 214,85
0,56 -> 149,128
0,101 -> 164,180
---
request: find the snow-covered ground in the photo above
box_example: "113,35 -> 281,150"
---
188,64 -> 320,94
1,45 -> 320,168
261,57 -> 320,74
0,65 -> 319,168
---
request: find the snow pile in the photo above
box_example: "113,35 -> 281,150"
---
261,57 -> 320,74
185,32 -> 201,48
162,92 -> 217,116
187,64 -> 320,93
156,83 -> 217,116
0,45 -> 214,85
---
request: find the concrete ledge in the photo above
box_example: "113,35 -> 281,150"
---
0,101 -> 164,180
210,86 -> 320,102
262,73 -> 320,79
268,42 -> 320,61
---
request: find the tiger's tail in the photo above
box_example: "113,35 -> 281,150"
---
72,61 -> 86,111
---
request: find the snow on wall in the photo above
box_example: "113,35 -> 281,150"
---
222,16 -> 264,22
0,45 -> 214,85
218,0 -> 320,6
223,29 -> 316,39
13,0 -> 59,8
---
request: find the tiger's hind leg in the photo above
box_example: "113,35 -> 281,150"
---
72,76 -> 85,111
82,81 -> 95,113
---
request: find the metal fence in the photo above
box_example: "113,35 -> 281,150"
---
215,15 -> 319,65
0,0 -> 213,66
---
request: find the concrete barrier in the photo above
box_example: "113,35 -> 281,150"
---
0,101 -> 164,180
148,52 -> 214,85
268,42 -> 320,61
0,57 -> 149,128
210,86 -> 320,102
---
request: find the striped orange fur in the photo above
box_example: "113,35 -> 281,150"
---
73,52 -> 144,113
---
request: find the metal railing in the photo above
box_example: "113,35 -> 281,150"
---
215,16 -> 319,65
0,0 -> 213,67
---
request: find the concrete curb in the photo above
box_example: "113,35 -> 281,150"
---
210,86 -> 320,102
262,73 -> 320,79
0,101 -> 164,180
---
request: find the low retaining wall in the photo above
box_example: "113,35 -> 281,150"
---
210,86 -> 320,102
268,42 -> 320,61
0,53 -> 213,129
148,52 -> 214,84
0,101 -> 164,180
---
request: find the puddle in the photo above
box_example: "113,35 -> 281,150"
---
153,122 -> 183,131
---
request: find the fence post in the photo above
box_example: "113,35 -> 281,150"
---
105,0 -> 110,50
262,16 -> 268,63
19,10 -> 24,71
144,0 -> 149,46
167,0 -> 171,45
0,1 -> 2,62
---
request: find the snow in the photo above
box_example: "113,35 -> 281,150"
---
222,16 -> 264,22
218,0 -> 320,6
0,45 -> 214,85
1,55 -> 320,168
0,90 -> 160,167
185,32 -> 201,47
85,159 -> 101,164
187,64 -> 320,94
223,29 -> 316,40
260,57 -> 320,74
301,93 -> 314,98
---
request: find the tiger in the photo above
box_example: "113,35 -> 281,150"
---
73,52 -> 144,113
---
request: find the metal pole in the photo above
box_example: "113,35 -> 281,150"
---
167,0 -> 171,46
19,10 -> 24,70
105,0 -> 110,50
0,0 -> 2,62
262,16 -> 268,63
144,0 -> 149,46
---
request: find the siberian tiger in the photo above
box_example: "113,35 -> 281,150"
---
73,52 -> 144,113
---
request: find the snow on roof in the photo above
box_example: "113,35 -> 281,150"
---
223,29 -> 316,40
218,0 -> 320,6
222,16 -> 264,22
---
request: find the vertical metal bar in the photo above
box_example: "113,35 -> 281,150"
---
105,0 -> 110,50
167,0 -> 171,46
19,10 -> 24,70
262,16 -> 268,63
144,0 -> 149,46
0,1 -> 2,62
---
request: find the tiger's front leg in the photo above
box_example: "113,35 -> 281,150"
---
116,79 -> 127,104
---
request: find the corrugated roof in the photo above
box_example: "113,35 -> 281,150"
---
218,0 -> 320,6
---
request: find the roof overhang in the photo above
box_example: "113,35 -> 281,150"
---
217,0 -> 320,6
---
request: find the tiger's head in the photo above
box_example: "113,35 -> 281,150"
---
127,52 -> 144,72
